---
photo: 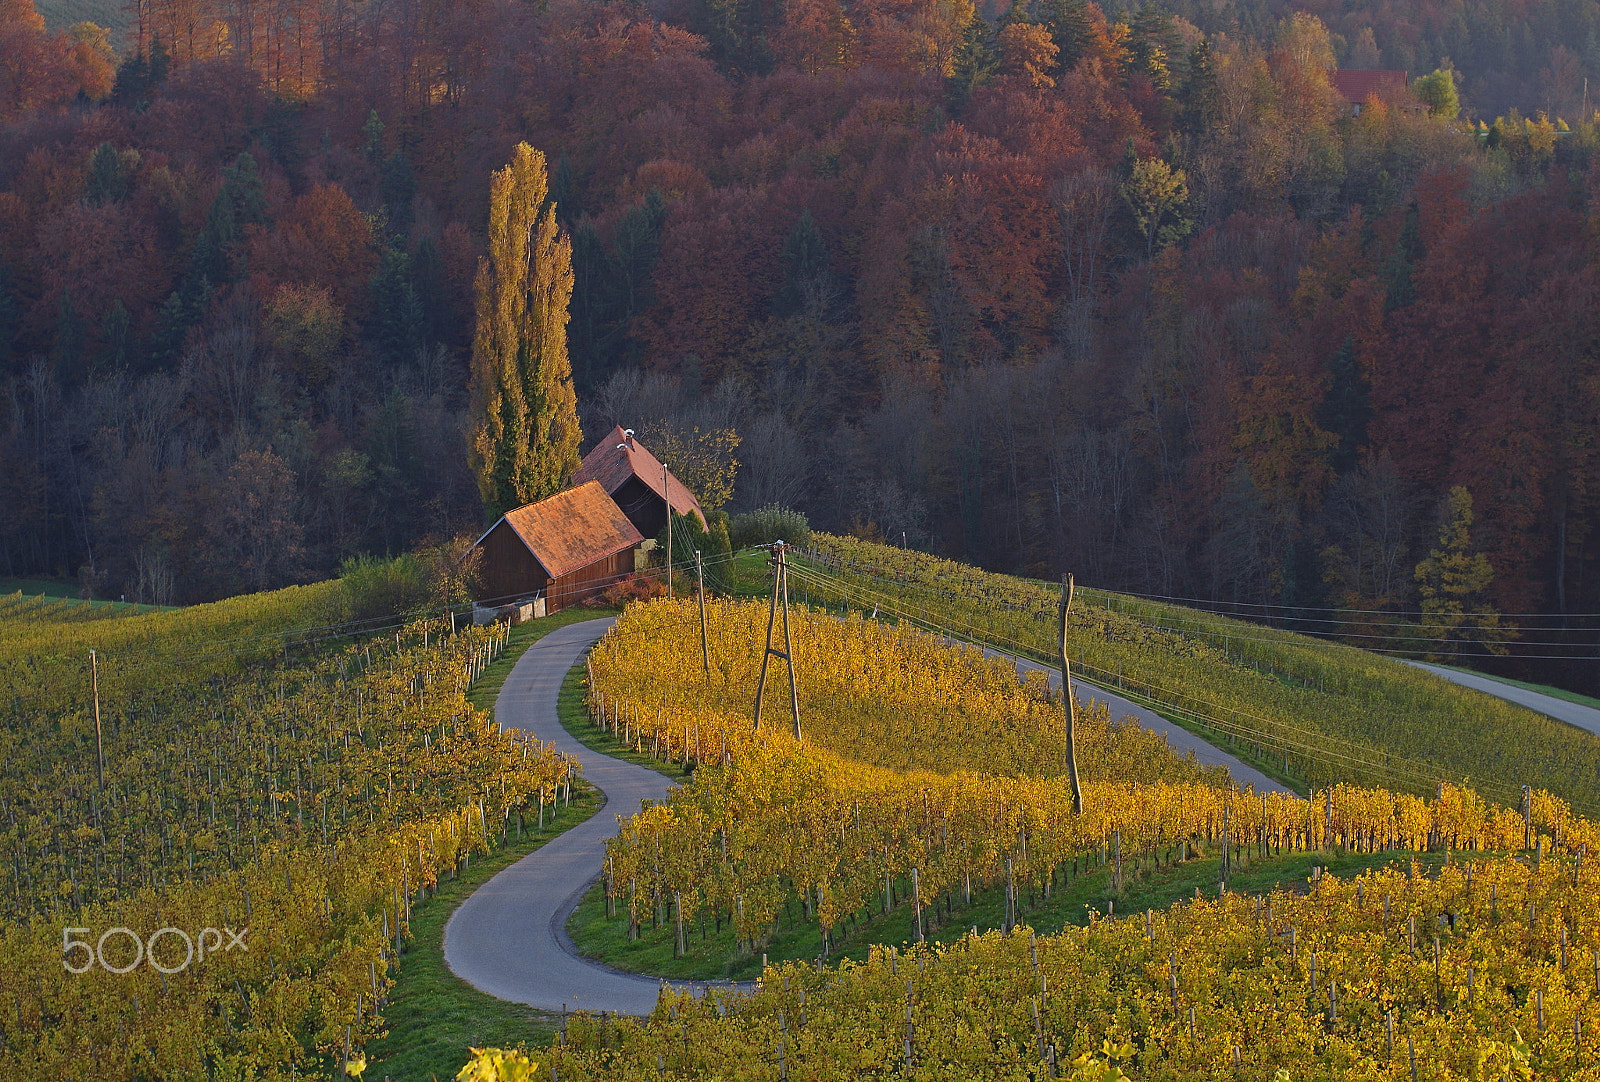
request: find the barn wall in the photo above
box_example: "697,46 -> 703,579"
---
546,549 -> 633,612
611,476 -> 667,539
475,521 -> 550,604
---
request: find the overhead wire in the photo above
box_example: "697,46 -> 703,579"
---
783,556 -> 1599,813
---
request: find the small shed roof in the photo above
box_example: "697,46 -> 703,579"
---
572,425 -> 707,527
1328,69 -> 1409,104
486,481 -> 644,580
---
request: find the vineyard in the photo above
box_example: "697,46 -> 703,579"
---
550,596 -> 1600,1080
0,581 -> 582,1080
787,536 -> 1600,813
540,851 -> 1600,1080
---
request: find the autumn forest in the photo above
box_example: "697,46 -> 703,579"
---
2,0 -> 1599,692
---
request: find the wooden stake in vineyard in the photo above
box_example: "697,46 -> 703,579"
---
90,648 -> 104,792
664,461 -> 673,600
696,548 -> 710,678
753,541 -> 802,741
1058,575 -> 1083,815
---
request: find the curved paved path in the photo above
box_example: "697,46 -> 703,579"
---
443,617 -> 744,1015
444,614 -> 1292,1016
973,646 -> 1292,794
1401,660 -> 1600,738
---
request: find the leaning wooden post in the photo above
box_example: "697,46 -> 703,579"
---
696,548 -> 710,679
1059,575 -> 1083,815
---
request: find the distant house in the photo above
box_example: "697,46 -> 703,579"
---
571,425 -> 707,540
470,481 -> 644,613
1328,70 -> 1417,116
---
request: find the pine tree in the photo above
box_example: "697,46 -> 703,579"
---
0,261 -> 18,376
1414,486 -> 1509,657
85,142 -> 128,205
469,142 -> 580,518
775,209 -> 829,316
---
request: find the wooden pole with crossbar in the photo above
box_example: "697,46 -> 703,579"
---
753,542 -> 801,740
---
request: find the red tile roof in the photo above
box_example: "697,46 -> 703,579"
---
1328,69 -> 1409,104
494,481 -> 644,580
572,424 -> 708,527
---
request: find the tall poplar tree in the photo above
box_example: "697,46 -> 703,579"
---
470,142 -> 581,519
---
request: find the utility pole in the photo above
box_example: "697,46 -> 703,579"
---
663,463 -> 673,600
1059,575 -> 1083,815
753,541 -> 801,741
696,548 -> 710,678
90,649 -> 104,792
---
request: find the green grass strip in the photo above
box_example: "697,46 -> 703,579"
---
366,788 -> 598,1081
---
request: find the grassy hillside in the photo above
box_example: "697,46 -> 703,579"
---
794,536 -> 1600,814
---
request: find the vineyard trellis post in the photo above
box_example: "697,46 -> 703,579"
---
696,548 -> 709,679
1059,575 -> 1083,815
753,542 -> 801,741
90,648 -> 104,792
664,462 -> 673,600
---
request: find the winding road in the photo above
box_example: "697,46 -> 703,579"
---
998,650 -> 1293,794
442,617 -> 737,1015
442,613 -> 1289,1016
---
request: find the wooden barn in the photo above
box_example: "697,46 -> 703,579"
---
470,481 -> 644,613
571,425 -> 707,540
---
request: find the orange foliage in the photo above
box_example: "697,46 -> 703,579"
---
247,184 -> 376,316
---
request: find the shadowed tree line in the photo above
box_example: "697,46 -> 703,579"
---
0,0 -> 1597,692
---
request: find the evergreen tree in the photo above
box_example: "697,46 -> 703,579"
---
1126,7 -> 1181,92
775,209 -> 830,316
1316,337 -> 1371,475
689,0 -> 778,76
369,246 -> 423,366
469,142 -> 580,518
51,290 -> 86,382
610,190 -> 669,320
1178,39 -> 1219,135
550,153 -> 583,223
1036,0 -> 1092,75
381,150 -> 416,234
947,18 -> 999,109
148,35 -> 169,85
568,218 -> 608,391
411,236 -> 449,346
86,143 -> 128,205
0,261 -> 18,376
1414,486 -> 1509,657
101,299 -> 130,370
362,110 -> 385,162
568,191 -> 669,392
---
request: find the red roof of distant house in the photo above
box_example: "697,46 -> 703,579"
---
572,425 -> 707,527
491,481 -> 644,580
1328,69 -> 1409,104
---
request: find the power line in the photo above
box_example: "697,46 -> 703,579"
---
783,558 -> 1600,814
